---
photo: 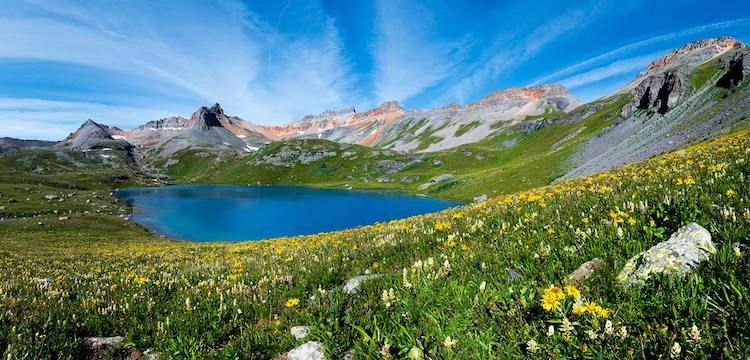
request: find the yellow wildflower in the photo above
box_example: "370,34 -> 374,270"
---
545,286 -> 565,300
727,189 -> 735,198
444,237 -> 456,248
541,293 -> 561,311
564,285 -> 580,298
285,298 -> 300,308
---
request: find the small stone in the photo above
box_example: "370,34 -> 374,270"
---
59,216 -> 70,221
343,274 -> 382,294
508,269 -> 522,280
567,258 -> 604,283
37,278 -> 53,287
291,326 -> 310,340
287,341 -> 325,360
81,336 -> 125,360
143,348 -> 164,360
473,194 -> 488,203
44,194 -> 58,200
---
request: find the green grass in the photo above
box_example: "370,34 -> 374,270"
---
1,129 -> 749,358
454,121 -> 481,137
689,59 -> 722,90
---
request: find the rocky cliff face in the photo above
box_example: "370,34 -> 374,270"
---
565,37 -> 750,179
242,101 -> 405,147
465,84 -> 578,110
189,103 -> 224,130
642,36 -> 741,74
620,36 -> 744,116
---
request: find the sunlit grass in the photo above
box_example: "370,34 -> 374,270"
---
1,129 -> 749,358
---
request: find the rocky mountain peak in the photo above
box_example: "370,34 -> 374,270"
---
465,84 -> 574,109
642,36 -> 743,74
56,119 -> 117,148
190,104 -> 225,130
208,103 -> 224,115
353,101 -> 404,120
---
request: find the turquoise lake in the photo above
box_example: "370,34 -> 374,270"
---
115,185 -> 459,242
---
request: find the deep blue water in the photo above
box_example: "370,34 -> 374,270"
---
115,185 -> 459,242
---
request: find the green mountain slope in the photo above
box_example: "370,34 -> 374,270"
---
1,127 -> 748,359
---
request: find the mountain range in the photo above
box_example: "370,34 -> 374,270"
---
1,36 -> 748,199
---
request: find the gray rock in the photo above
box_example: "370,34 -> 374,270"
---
37,278 -> 53,287
44,194 -> 58,200
81,336 -> 125,360
417,174 -> 455,191
400,176 -> 420,184
617,223 -> 715,288
375,176 -> 391,183
143,348 -> 164,360
501,138 -> 518,148
287,341 -> 325,360
508,269 -> 522,280
567,258 -> 604,283
473,194 -> 488,202
343,274 -> 382,294
291,326 -> 310,340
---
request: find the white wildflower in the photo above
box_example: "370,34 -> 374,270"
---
670,342 -> 681,358
443,336 -> 456,349
526,339 -> 538,353
604,320 -> 614,335
689,325 -> 701,344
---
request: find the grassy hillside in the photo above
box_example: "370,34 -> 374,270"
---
1,128 -> 748,358
156,96 -> 630,202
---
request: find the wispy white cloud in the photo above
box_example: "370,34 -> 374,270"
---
0,98 -> 172,140
557,51 -> 663,89
0,0 -> 354,138
371,0 -> 465,104
530,18 -> 750,86
438,5 -> 595,105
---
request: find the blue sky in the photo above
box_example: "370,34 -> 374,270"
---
1,0 -> 750,140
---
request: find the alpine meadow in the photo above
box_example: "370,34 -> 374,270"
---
1,1 -> 750,359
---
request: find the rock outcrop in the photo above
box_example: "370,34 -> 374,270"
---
290,326 -> 311,340
620,36 -> 744,116
286,341 -> 325,360
343,274 -> 382,294
617,223 -> 715,288
418,174 -> 455,191
567,258 -> 604,283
